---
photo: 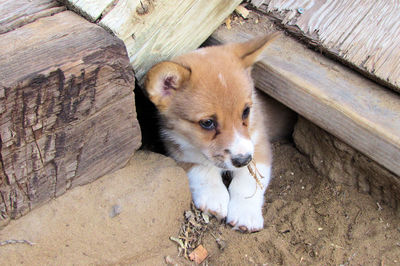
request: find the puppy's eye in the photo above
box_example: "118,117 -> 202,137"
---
199,119 -> 216,130
242,106 -> 250,120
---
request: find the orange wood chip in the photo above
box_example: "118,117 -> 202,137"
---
225,16 -> 232,29
189,245 -> 208,264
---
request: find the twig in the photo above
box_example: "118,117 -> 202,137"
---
0,239 -> 35,246
247,160 -> 264,188
245,160 -> 266,199
330,243 -> 344,249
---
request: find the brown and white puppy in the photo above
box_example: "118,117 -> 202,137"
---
145,34 -> 279,232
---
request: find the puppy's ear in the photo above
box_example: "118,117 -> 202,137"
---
144,61 -> 191,111
231,32 -> 280,68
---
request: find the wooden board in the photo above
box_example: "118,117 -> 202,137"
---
251,0 -> 400,93
61,0 -> 242,81
207,15 -> 400,179
0,10 -> 141,224
0,0 -> 65,34
59,0 -> 114,21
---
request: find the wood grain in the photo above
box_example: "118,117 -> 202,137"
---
0,11 -> 141,223
58,0 -> 115,21
252,0 -> 400,93
208,18 -> 400,179
0,0 -> 65,34
61,0 -> 242,81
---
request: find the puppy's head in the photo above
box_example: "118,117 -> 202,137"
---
145,34 -> 278,170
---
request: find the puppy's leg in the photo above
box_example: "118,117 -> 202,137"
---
188,164 -> 230,220
227,163 -> 271,232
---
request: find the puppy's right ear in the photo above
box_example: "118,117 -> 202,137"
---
144,61 -> 191,111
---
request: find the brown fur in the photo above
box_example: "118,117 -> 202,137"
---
145,34 -> 279,170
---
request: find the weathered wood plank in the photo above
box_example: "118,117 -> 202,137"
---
0,11 -> 141,223
58,0 -> 114,21
251,0 -> 400,93
100,0 -> 242,80
208,15 -> 400,178
0,0 -> 65,34
61,0 -> 242,81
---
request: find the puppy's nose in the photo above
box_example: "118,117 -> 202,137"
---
231,154 -> 252,168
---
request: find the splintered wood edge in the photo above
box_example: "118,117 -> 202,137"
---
59,0 -> 114,21
208,26 -> 400,178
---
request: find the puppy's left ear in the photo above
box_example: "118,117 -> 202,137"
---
231,32 -> 280,68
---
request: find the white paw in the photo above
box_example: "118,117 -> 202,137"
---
226,163 -> 271,232
227,197 -> 264,232
192,185 -> 230,220
188,164 -> 230,220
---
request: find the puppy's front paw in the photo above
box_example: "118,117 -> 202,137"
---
192,185 -> 230,220
227,198 -> 264,232
188,164 -> 230,220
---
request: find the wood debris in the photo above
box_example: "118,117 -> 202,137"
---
202,213 -> 210,224
211,232 -> 226,250
225,16 -> 232,29
189,245 -> 208,264
169,203 -> 226,262
235,5 -> 250,19
169,203 -> 212,260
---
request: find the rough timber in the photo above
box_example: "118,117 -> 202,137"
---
0,2 -> 141,225
251,0 -> 400,93
60,0 -> 242,81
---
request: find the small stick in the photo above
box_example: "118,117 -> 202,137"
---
247,160 -> 264,190
245,160 -> 265,199
0,239 -> 35,246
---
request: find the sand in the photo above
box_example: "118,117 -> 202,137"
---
195,143 -> 400,265
1,143 -> 399,265
0,151 -> 191,265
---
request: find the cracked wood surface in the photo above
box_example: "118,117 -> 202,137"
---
0,10 -> 141,224
251,0 -> 400,93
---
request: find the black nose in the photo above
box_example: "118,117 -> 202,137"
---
231,154 -> 252,168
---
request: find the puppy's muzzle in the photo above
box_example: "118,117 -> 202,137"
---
231,153 -> 252,168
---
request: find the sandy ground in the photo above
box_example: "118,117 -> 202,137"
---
1,142 -> 399,265
0,151 -> 191,265
167,142 -> 400,265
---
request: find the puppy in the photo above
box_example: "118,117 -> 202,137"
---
145,34 -> 279,232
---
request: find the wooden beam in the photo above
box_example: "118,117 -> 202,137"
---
58,0 -> 114,21
252,0 -> 400,93
0,0 -> 65,34
61,0 -> 242,81
207,16 -> 400,178
0,11 -> 141,222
